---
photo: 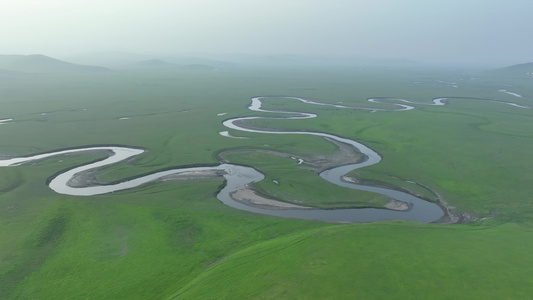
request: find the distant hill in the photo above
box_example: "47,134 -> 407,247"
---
487,62 -> 533,76
181,64 -> 216,70
200,53 -> 425,69
128,59 -> 215,71
0,68 -> 23,76
65,51 -> 230,69
134,59 -> 178,68
0,54 -> 109,73
213,53 -> 356,68
64,51 -> 153,68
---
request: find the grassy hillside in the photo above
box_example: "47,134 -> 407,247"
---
0,65 -> 532,299
172,222 -> 533,299
0,54 -> 109,73
486,61 -> 533,77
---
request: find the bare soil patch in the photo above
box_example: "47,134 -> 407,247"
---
231,187 -> 311,210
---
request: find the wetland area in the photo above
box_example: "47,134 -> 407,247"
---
3,1 -> 533,298
1,64 -> 533,299
2,96 -> 460,223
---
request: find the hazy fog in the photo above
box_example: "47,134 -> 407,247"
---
1,0 -> 532,66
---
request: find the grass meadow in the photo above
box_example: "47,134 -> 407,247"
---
1,66 -> 532,299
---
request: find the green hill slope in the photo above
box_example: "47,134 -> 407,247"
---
172,222 -> 533,299
487,62 -> 533,76
0,54 -> 109,73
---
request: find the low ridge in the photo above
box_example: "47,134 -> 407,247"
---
0,54 -> 109,73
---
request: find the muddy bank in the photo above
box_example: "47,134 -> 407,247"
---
218,137 -> 363,174
231,187 -> 311,210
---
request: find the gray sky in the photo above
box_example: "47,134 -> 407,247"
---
1,0 -> 532,65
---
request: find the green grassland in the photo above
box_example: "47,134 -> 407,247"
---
1,66 -> 532,299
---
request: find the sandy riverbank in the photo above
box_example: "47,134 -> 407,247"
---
231,187 -> 311,210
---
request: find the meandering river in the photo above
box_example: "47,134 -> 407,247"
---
1,96 -> 528,223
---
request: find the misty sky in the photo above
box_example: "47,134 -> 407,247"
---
1,0 -> 532,65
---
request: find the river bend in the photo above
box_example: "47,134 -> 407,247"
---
1,96 -> 528,222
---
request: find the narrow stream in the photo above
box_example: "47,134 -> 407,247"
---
3,96 -> 526,222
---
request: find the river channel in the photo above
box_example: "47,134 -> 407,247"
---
5,96 -> 494,223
